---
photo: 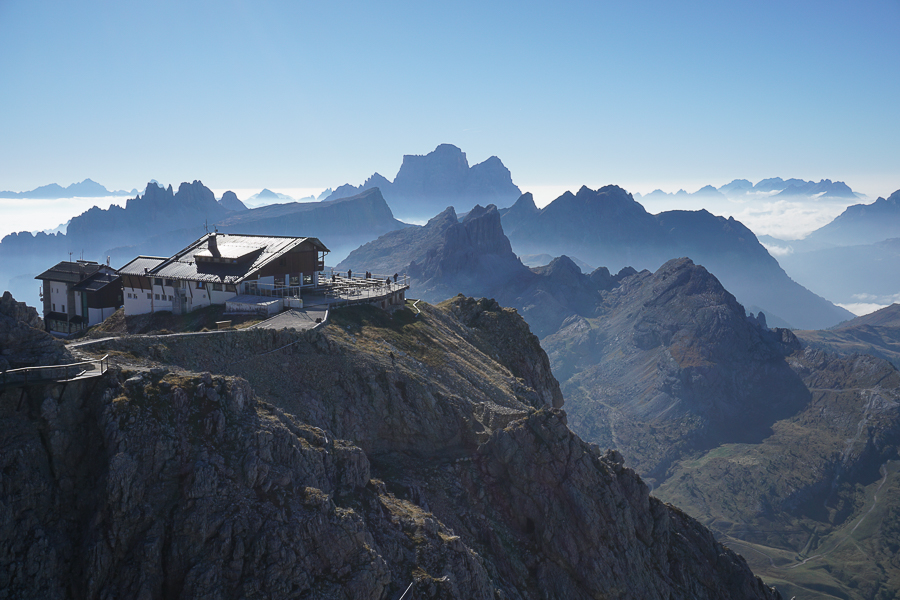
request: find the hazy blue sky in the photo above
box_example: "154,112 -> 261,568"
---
2,0 -> 898,201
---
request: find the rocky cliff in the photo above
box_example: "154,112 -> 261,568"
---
338,204 -> 643,338
0,292 -> 71,370
325,144 -> 522,222
1,297 -> 780,599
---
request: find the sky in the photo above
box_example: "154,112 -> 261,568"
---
2,0 -> 899,204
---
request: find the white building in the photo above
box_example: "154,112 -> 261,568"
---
118,233 -> 329,316
35,260 -> 121,335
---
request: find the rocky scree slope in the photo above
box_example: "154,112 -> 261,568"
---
5,297 -> 781,599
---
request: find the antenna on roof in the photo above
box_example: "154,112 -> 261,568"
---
204,219 -> 209,234
69,251 -> 73,262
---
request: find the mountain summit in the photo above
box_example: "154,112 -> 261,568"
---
500,186 -> 853,330
326,144 -> 521,222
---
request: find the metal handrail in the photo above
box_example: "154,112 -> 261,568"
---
1,354 -> 109,386
398,581 -> 414,600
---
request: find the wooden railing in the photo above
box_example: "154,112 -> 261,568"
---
0,355 -> 109,387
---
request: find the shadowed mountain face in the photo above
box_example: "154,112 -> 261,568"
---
337,204 -> 629,337
218,190 -> 247,212
325,144 -> 521,222
543,258 -> 810,480
500,185 -> 853,330
534,258 -> 900,600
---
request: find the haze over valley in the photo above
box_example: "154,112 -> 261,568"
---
3,2 -> 900,599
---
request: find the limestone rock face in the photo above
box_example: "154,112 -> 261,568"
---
0,292 -> 71,370
468,408 -> 779,599
341,203 -> 535,305
0,295 -> 781,599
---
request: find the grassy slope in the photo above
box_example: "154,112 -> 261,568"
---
654,353 -> 900,600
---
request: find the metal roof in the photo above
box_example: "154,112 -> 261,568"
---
35,260 -> 103,284
72,271 -> 120,293
144,233 -> 329,284
118,256 -> 167,276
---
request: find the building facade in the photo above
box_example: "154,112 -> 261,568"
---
35,260 -> 122,335
118,233 -> 329,316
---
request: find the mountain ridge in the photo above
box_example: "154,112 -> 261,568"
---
0,178 -> 137,199
325,144 -> 521,222
501,185 -> 852,330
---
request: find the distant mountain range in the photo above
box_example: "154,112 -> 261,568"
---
324,143 -> 522,222
338,204 -> 631,337
0,179 -> 137,199
338,185 -> 850,330
0,183 -> 406,306
759,189 -> 900,308
635,177 -> 860,203
500,185 -> 852,330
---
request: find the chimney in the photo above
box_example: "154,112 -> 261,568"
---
209,232 -> 219,257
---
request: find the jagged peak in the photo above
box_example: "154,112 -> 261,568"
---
425,206 -> 459,228
461,203 -> 498,224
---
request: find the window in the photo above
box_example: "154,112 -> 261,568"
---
147,293 -> 152,299
168,295 -> 173,301
165,279 -> 174,287
196,281 -> 205,289
52,303 -> 56,311
226,284 -> 237,292
212,283 -> 222,291
155,294 -> 160,300
289,275 -> 299,286
154,278 -> 163,286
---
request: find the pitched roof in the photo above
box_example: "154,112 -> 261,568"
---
72,271 -> 121,292
35,260 -> 103,284
123,234 -> 329,284
117,256 -> 167,276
